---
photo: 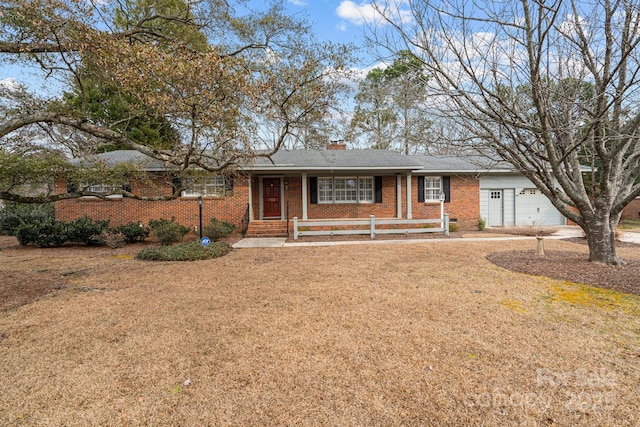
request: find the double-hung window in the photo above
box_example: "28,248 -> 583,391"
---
424,176 -> 443,202
318,177 -> 373,204
358,177 -> 374,202
318,178 -> 334,203
182,175 -> 226,197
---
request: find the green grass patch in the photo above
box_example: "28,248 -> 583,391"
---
619,219 -> 640,229
136,241 -> 232,261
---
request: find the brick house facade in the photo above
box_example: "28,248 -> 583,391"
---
55,149 -> 553,235
55,174 -> 250,232
622,198 -> 640,221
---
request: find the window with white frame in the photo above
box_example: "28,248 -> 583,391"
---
78,183 -> 123,198
318,177 -> 334,202
334,177 -> 357,202
424,176 -> 443,201
318,177 -> 373,204
87,183 -> 119,194
358,177 -> 374,202
182,175 -> 226,197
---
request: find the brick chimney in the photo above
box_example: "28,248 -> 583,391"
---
326,142 -> 347,150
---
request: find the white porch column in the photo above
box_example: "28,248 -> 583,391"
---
301,172 -> 308,220
406,173 -> 412,219
280,178 -> 285,219
258,176 -> 263,220
396,174 -> 402,218
248,174 -> 253,221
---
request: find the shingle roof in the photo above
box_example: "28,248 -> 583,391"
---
73,150 -> 169,171
411,155 -> 514,173
74,149 -> 515,173
251,149 -> 421,171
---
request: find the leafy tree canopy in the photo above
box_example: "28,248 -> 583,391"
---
0,0 -> 353,201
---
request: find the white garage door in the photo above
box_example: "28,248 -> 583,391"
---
516,188 -> 565,226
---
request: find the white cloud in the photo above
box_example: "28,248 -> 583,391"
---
0,78 -> 19,91
336,1 -> 413,28
337,21 -> 348,32
350,62 -> 388,82
288,0 -> 307,6
336,1 -> 383,26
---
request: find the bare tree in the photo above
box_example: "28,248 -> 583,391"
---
0,0 -> 352,201
370,0 -> 640,265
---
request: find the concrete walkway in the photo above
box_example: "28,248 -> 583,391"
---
231,226 -> 640,248
619,230 -> 640,244
232,238 -> 289,248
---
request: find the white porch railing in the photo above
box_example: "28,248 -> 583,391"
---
293,214 -> 450,240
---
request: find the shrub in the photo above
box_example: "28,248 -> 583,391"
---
66,216 -> 110,245
477,217 -> 486,231
136,241 -> 231,261
202,218 -> 235,241
449,223 -> 459,233
16,219 -> 68,247
114,221 -> 150,243
101,230 -> 127,248
149,217 -> 191,246
0,202 -> 54,236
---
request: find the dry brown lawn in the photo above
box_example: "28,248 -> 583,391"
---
1,237 -> 639,426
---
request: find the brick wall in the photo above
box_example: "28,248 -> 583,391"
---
622,198 -> 640,221
410,175 -> 480,229
55,175 -> 250,230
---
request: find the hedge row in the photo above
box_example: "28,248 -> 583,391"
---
0,202 -> 55,236
11,214 -> 234,248
15,216 -> 150,248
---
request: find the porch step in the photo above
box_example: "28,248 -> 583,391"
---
245,220 -> 288,238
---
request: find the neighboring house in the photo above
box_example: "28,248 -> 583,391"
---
622,197 -> 640,221
54,145 -> 569,236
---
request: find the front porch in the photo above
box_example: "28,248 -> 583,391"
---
248,173 -> 429,222
244,172 -> 451,239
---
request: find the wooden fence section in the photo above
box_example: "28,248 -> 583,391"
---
293,214 -> 450,240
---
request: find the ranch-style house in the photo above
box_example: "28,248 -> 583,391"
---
55,144 -> 573,237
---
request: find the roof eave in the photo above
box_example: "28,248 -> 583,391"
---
246,166 -> 419,172
411,169 -> 515,174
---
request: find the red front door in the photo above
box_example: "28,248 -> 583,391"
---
263,178 -> 281,218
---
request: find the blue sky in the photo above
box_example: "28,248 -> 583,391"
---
283,0 -> 374,57
0,0 -> 381,93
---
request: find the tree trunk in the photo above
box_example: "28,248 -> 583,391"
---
583,215 -> 624,266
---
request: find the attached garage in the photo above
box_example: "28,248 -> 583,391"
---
480,175 -> 566,227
